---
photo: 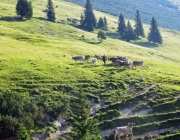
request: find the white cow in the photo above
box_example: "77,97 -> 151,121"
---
114,122 -> 135,140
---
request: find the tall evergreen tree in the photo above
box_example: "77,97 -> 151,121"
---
134,10 -> 145,38
16,0 -> 33,19
81,0 -> 96,31
26,0 -> 33,19
80,13 -> 84,24
123,21 -> 136,42
148,17 -> 162,44
47,0 -> 56,22
104,16 -> 107,27
66,88 -> 102,140
117,13 -> 126,36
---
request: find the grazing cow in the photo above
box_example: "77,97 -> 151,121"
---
92,58 -> 98,64
94,55 -> 102,62
110,56 -> 128,64
109,57 -> 120,63
114,122 -> 135,140
114,60 -> 132,68
85,55 -> 91,62
72,56 -> 85,62
132,61 -> 143,69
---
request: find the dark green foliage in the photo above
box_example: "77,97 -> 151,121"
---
47,0 -> 56,22
148,17 -> 162,44
0,92 -> 44,138
95,109 -> 121,121
67,88 -> 102,140
26,0 -> 33,19
81,0 -> 97,31
16,0 -> 33,19
97,16 -> 107,30
123,21 -> 136,42
97,17 -> 105,29
134,10 -> 145,38
104,16 -> 107,27
80,13 -> 84,24
16,123 -> 30,140
117,13 -> 126,36
97,30 -> 107,42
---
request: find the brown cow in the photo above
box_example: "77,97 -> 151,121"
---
85,55 -> 91,62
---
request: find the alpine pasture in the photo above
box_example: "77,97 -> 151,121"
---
0,0 -> 180,139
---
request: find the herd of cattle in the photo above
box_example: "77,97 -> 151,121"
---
72,55 -> 144,69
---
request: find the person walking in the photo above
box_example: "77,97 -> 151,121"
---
102,55 -> 107,65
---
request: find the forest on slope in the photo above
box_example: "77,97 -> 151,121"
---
66,0 -> 180,31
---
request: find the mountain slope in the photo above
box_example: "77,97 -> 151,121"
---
0,0 -> 180,139
66,0 -> 180,31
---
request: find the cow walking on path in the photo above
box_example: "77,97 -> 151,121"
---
114,122 -> 135,140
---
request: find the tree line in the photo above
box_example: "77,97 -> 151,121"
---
81,0 -> 162,44
15,0 -> 162,44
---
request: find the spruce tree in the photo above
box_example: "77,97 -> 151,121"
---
97,30 -> 106,42
67,88 -> 102,140
16,0 -> 33,19
97,17 -> 105,29
117,13 -> 126,36
104,16 -> 107,28
134,10 -> 145,38
81,0 -> 96,31
80,13 -> 84,24
123,21 -> 136,42
148,17 -> 162,44
47,0 -> 56,22
26,0 -> 33,19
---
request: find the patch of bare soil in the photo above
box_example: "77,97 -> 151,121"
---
90,98 -> 105,115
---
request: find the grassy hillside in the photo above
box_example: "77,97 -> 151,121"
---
0,0 -> 180,139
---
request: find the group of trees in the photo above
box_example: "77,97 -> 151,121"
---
15,0 -> 162,44
81,0 -> 162,44
0,92 -> 44,139
117,10 -> 162,44
16,0 -> 56,21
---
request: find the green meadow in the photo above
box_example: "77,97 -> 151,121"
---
0,0 -> 180,139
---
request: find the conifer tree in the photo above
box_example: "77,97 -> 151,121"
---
80,13 -> 84,24
26,0 -> 33,19
97,17 -> 105,29
16,0 -> 33,19
134,10 -> 145,38
97,30 -> 107,42
81,0 -> 96,31
16,123 -> 30,140
117,13 -> 126,36
123,21 -> 136,42
104,16 -> 107,27
148,17 -> 162,44
66,88 -> 102,140
47,0 -> 56,22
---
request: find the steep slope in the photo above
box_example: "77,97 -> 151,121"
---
66,0 -> 180,31
0,0 -> 180,139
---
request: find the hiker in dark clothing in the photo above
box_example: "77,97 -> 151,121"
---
102,55 -> 107,65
